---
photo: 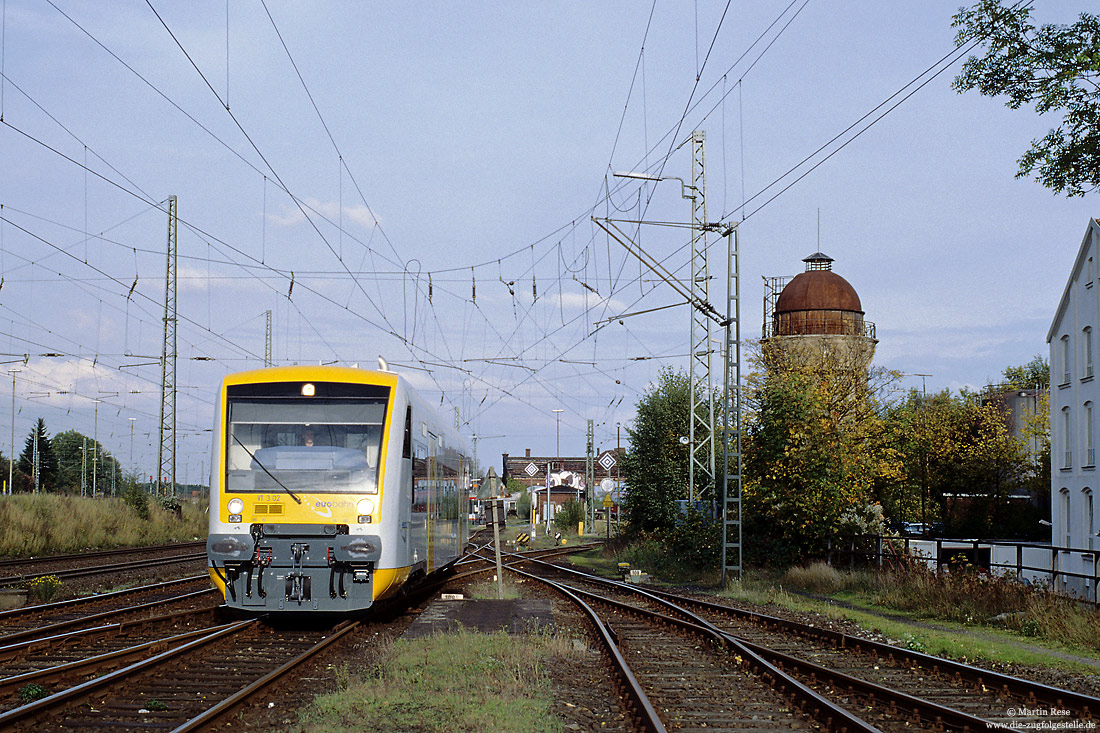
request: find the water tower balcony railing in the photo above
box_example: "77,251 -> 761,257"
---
763,317 -> 876,340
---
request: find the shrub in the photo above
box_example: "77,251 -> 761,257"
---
553,499 -> 585,533
123,483 -> 150,520
666,507 -> 721,569
26,575 -> 62,603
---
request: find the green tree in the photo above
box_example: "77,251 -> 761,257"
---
52,430 -> 124,496
743,342 -> 900,563
17,418 -> 57,491
884,389 -> 1036,537
953,2 -> 1100,196
1000,354 -> 1049,389
620,367 -> 691,534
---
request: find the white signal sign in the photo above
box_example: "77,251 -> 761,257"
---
524,462 -> 539,477
599,452 -> 617,470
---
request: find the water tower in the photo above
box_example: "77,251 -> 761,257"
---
762,252 -> 876,370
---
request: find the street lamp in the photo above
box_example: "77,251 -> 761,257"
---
7,368 -> 19,496
613,171 -> 697,200
552,409 -> 564,457
129,417 -> 137,481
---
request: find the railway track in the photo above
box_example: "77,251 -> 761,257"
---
0,541 -> 206,575
0,542 -> 590,730
0,548 -> 207,588
500,552 -> 1100,731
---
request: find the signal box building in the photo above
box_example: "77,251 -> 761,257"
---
1047,219 -> 1100,591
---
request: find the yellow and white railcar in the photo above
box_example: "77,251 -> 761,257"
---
206,365 -> 470,612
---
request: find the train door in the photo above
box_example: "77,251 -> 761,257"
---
426,431 -> 438,570
399,406 -> 413,562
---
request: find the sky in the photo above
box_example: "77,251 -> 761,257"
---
0,1 -> 1096,485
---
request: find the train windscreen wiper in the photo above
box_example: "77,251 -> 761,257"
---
231,434 -> 303,504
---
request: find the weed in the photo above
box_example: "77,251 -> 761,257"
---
26,575 -> 62,603
18,683 -> 49,703
901,633 -> 926,652
146,699 -> 168,711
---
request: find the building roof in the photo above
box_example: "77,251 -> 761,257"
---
1047,218 -> 1100,344
775,269 -> 863,314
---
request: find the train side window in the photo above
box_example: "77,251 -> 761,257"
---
403,406 -> 413,459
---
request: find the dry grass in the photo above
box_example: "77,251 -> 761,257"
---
0,494 -> 206,556
782,562 -> 880,595
780,560 -> 1100,653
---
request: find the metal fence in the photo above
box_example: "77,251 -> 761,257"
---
825,534 -> 1100,604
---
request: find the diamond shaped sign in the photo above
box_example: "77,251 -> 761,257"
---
524,462 -> 539,477
599,452 -> 616,470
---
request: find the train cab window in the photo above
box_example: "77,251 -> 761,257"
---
224,383 -> 389,495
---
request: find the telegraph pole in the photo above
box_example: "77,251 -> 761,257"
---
157,195 -> 178,499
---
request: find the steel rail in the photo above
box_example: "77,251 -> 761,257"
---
0,574 -> 210,622
504,563 -> 879,733
0,619 -> 254,729
0,603 -> 223,663
0,540 -> 206,571
514,553 -> 1100,723
0,621 -> 239,695
0,587 -> 218,645
0,551 -> 206,586
641,584 -> 1100,718
502,564 -> 666,733
170,619 -> 361,731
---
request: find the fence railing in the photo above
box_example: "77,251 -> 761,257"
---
825,534 -> 1100,604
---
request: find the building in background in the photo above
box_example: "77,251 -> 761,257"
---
1047,218 -> 1100,598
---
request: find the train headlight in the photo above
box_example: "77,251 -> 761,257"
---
357,498 -> 374,524
227,498 -> 245,514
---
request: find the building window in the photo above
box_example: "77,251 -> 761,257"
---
1086,328 -> 1095,379
1088,402 -> 1096,467
1064,407 -> 1073,468
1086,490 -> 1095,551
1090,256 -> 1096,286
1063,335 -> 1072,384
1062,489 -> 1072,548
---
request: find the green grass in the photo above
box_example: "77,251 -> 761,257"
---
293,629 -> 580,732
728,563 -> 1100,673
0,494 -> 207,557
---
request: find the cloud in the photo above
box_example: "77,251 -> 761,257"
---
270,198 -> 380,230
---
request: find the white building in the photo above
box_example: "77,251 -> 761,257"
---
1047,218 -> 1100,596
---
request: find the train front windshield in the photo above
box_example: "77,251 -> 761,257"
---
225,396 -> 387,495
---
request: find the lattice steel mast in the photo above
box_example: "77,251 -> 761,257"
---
157,195 -> 178,498
721,225 -> 743,584
688,131 -> 716,504
264,309 -> 273,367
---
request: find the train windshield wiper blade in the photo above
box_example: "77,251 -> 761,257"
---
231,434 -> 302,504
